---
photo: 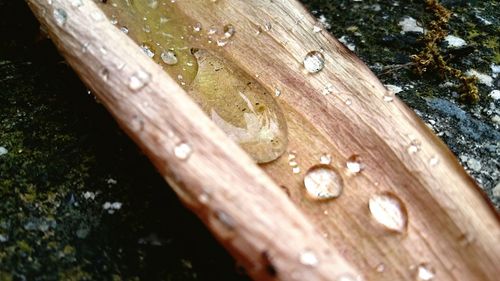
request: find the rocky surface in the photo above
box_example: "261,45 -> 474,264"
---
0,0 -> 498,280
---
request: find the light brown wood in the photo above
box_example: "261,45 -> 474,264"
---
27,0 -> 500,281
26,0 -> 361,280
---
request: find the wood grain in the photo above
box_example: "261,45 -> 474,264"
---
27,0 -> 500,280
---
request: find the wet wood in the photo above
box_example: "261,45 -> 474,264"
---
27,0 -> 500,281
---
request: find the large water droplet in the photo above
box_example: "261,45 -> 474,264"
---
368,192 -> 408,233
303,51 -> 325,73
304,164 -> 343,200
416,263 -> 435,280
189,50 -> 288,163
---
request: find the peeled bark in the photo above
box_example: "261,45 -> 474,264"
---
27,0 -> 500,281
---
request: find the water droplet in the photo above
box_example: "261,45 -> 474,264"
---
346,155 -> 362,173
319,153 -> 331,164
216,38 -> 229,47
383,94 -> 394,102
141,44 -> 155,58
70,0 -> 83,8
375,263 -> 385,273
207,26 -> 218,35
193,22 -> 202,32
120,26 -> 129,34
223,24 -> 235,38
304,164 -> 343,200
161,50 -> 178,65
198,193 -> 209,204
174,142 -> 192,160
321,83 -> 334,95
292,166 -> 301,174
190,50 -> 288,163
100,68 -> 109,81
369,192 -> 408,233
128,70 -> 151,91
407,139 -> 421,154
274,88 -> 281,97
416,263 -> 435,280
303,51 -> 325,73
264,21 -> 272,31
312,24 -> 322,33
299,251 -> 318,266
53,8 -> 67,27
429,156 -> 439,167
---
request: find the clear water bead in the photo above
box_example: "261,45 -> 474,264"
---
416,263 -> 435,280
346,155 -> 362,173
299,251 -> 319,266
304,164 -> 343,200
223,24 -> 235,38
368,192 -> 408,233
128,70 -> 151,91
161,51 -> 178,65
53,8 -> 67,27
174,143 -> 192,160
303,51 -> 325,73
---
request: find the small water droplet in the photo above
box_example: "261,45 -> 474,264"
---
216,38 -> 229,47
416,263 -> 435,280
141,44 -> 155,58
198,193 -> 209,204
312,24 -> 322,33
207,26 -> 218,35
53,8 -> 67,27
346,155 -> 362,173
321,83 -> 334,95
383,94 -> 394,102
110,16 -> 118,25
319,153 -> 331,164
304,164 -> 343,200
274,88 -> 281,97
174,142 -> 192,160
303,51 -> 325,73
193,22 -> 202,32
128,70 -> 151,91
223,24 -> 235,38
407,140 -> 421,154
264,21 -> 272,31
369,192 -> 408,233
345,99 -> 352,106
292,166 -> 301,174
429,156 -> 439,167
299,250 -> 318,266
70,0 -> 83,8
100,68 -> 109,81
375,263 -> 385,273
120,26 -> 129,34
161,50 -> 178,65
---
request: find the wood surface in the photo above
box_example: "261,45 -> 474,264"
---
26,0 -> 500,280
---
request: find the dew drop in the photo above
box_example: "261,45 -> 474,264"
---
174,142 -> 192,160
346,155 -> 362,173
304,164 -> 343,200
264,21 -> 272,31
274,88 -> 281,97
299,250 -> 318,266
429,156 -> 439,167
161,50 -> 178,65
368,192 -> 408,233
193,22 -> 202,32
319,153 -> 331,165
383,94 -> 394,102
141,44 -> 155,58
303,51 -> 325,73
120,26 -> 129,34
407,140 -> 421,154
128,70 -> 151,91
416,263 -> 435,280
189,50 -> 288,163
312,24 -> 323,33
223,24 -> 235,38
53,8 -> 67,27
292,166 -> 301,174
216,38 -> 229,47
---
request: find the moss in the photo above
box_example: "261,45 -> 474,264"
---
410,0 -> 479,103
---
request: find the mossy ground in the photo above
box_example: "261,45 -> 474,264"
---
0,0 -> 498,280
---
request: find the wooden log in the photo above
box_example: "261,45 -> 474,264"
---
27,0 -> 500,281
